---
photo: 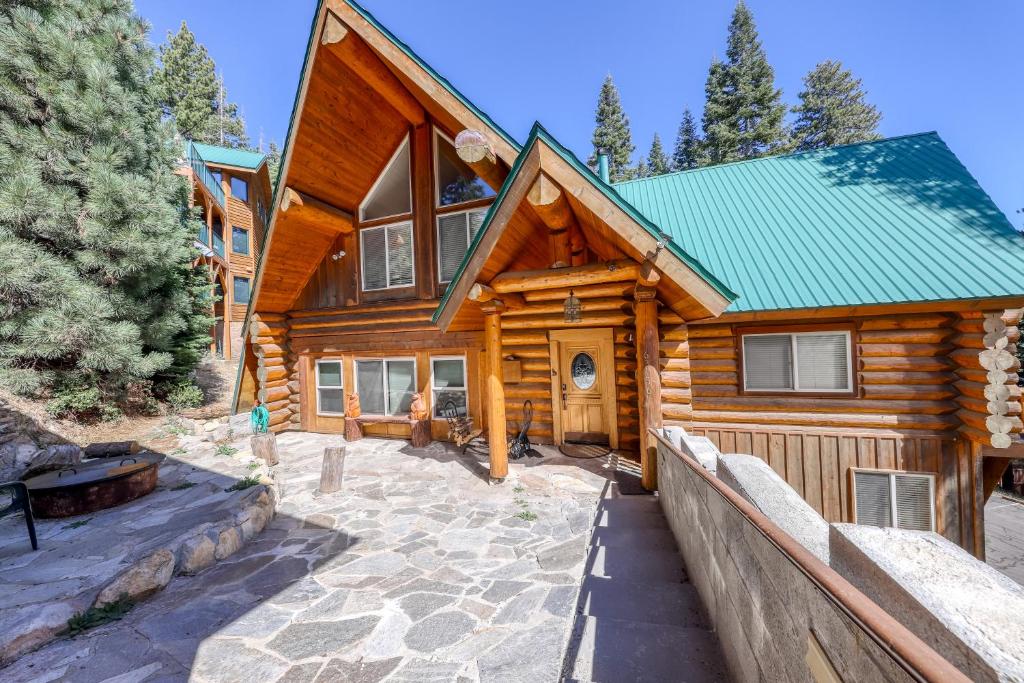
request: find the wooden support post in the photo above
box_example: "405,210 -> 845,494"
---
635,285 -> 662,491
319,446 -> 346,494
483,301 -> 509,481
251,432 -> 280,467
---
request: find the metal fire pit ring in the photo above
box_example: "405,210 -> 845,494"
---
23,452 -> 165,518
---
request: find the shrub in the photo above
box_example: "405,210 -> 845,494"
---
225,474 -> 261,492
167,382 -> 204,411
46,379 -> 102,420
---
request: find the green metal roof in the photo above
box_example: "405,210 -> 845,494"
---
615,132 -> 1024,313
191,142 -> 266,170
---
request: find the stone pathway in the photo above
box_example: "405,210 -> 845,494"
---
2,433 -> 619,682
0,428 -> 276,664
986,495 -> 1024,586
562,496 -> 729,682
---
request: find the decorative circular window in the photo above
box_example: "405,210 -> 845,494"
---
571,352 -> 597,390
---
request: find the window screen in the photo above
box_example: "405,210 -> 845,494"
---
437,208 -> 487,283
435,131 -> 495,207
743,335 -> 793,390
360,222 -> 414,291
355,358 -> 416,415
361,137 -> 411,221
233,276 -> 250,305
432,357 -> 467,418
356,360 -> 385,415
231,226 -> 249,255
386,360 -> 416,416
316,360 -> 343,415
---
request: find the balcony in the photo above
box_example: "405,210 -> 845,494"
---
185,141 -> 225,209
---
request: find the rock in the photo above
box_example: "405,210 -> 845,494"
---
214,526 -> 243,560
194,639 -> 290,682
536,536 -> 586,571
0,600 -> 79,666
203,422 -> 218,433
228,412 -> 251,433
266,616 -> 380,660
178,535 -> 216,575
403,610 -> 475,651
399,592 -> 458,621
95,549 -> 175,607
314,657 -> 402,683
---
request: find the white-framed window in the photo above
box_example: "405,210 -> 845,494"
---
434,128 -> 496,208
355,357 -> 417,416
851,470 -> 936,532
360,135 -> 411,222
315,359 -> 344,416
741,330 -> 852,393
431,356 -> 467,418
437,208 -> 487,283
360,221 -> 414,291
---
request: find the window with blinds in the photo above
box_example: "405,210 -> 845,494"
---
852,470 -> 935,532
741,330 -> 851,392
355,358 -> 416,416
437,208 -> 487,283
360,221 -> 414,291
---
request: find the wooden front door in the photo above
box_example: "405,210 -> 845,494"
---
549,328 -> 618,448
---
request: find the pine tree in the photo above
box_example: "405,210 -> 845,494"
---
588,75 -> 635,182
646,133 -> 670,176
266,141 -> 282,190
635,158 -> 650,179
702,2 -> 787,163
153,21 -> 248,147
0,0 -> 211,413
790,60 -> 882,151
672,108 -> 702,170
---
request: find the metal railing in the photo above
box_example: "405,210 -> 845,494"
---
185,142 -> 225,208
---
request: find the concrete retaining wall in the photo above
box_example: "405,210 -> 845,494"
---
653,430 -> 967,683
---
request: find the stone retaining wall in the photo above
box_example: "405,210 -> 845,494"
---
652,429 -> 967,683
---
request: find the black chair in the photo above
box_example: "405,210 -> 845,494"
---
0,482 -> 38,551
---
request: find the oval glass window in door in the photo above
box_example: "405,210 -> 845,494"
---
571,352 -> 597,390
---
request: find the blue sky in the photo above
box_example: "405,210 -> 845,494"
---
136,0 -> 1023,226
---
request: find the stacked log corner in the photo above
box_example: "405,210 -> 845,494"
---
249,313 -> 295,433
951,310 -> 1022,449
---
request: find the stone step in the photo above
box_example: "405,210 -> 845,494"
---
589,525 -> 678,553
586,544 -> 687,583
579,574 -> 706,627
594,499 -> 668,529
566,615 -> 729,683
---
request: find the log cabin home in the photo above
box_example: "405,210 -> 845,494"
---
178,141 -> 272,359
235,0 -> 1024,558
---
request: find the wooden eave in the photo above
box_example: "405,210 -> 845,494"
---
434,134 -> 735,332
246,0 -> 520,322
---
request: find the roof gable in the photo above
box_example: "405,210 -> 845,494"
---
615,132 -> 1024,313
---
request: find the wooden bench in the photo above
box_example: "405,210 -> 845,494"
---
344,415 -> 431,448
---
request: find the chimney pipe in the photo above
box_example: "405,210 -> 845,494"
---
597,152 -> 610,184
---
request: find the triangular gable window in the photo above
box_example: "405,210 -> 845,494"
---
435,129 -> 495,208
360,135 -> 411,221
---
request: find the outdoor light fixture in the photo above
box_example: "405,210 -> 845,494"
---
331,250 -> 346,261
564,290 -> 581,323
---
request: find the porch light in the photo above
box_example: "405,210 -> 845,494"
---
564,290 -> 581,323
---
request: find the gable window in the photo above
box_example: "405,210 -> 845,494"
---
231,226 -> 249,255
360,222 -> 414,291
355,358 -> 416,416
437,208 -> 487,283
741,329 -> 852,393
852,470 -> 935,532
431,356 -> 467,418
230,176 -> 248,203
360,135 -> 411,222
315,360 -> 344,415
233,276 -> 250,305
435,129 -> 496,207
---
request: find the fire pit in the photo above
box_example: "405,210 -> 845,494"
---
23,453 -> 165,518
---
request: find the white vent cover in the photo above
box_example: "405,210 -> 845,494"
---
852,470 -> 935,532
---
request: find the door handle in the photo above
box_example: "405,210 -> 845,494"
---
561,383 -> 567,409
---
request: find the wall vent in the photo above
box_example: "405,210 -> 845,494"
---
851,470 -> 935,532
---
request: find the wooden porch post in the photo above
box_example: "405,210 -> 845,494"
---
635,285 -> 662,490
482,301 -> 509,481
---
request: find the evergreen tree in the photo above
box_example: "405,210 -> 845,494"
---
153,21 -> 248,147
702,2 -> 787,163
635,158 -> 650,179
0,0 -> 211,412
646,133 -> 670,176
266,141 -> 282,190
790,60 -> 882,151
672,107 -> 702,170
588,75 -> 635,182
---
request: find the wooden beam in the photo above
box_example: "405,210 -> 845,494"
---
320,11 -> 425,125
483,301 -> 509,480
638,260 -> 662,287
490,259 -> 639,294
468,283 -> 526,310
279,186 -> 354,234
528,172 -> 579,268
635,285 -> 662,490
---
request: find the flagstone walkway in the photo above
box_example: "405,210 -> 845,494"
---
2,433 -> 617,682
